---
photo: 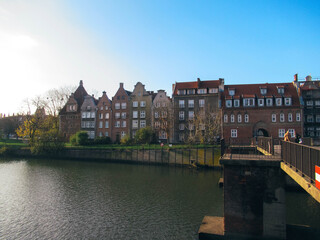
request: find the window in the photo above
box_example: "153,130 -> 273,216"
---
155,102 -> 160,108
179,100 -> 185,108
155,112 -> 159,118
99,113 -> 103,119
266,98 -> 273,106
85,122 -> 90,128
316,128 -> 320,137
199,99 -> 205,107
316,115 -> 320,123
226,100 -> 232,108
155,121 -> 160,129
258,99 -> 264,107
307,127 -> 315,137
284,98 -> 291,106
280,113 -> 285,122
105,121 -> 109,128
99,121 -> 103,128
260,88 -> 267,95
82,112 -> 86,118
178,89 -> 186,95
279,129 -> 285,138
160,131 -> 167,139
140,101 -> 146,107
307,115 -> 314,122
276,98 -> 282,106
121,103 -> 127,109
237,114 -> 242,123
140,111 -> 145,118
272,114 -> 276,122
162,102 -> 167,107
230,114 -> 235,123
231,129 -> 237,138
224,114 -> 228,123
132,120 -> 138,129
105,106 -> 108,110
188,111 -> 194,120
115,103 -> 120,109
229,89 -> 235,96
244,114 -> 249,123
234,100 -> 240,107
198,89 -> 207,94
90,121 -> 95,128
99,132 -> 103,137
243,98 -> 255,107
140,120 -> 146,128
277,87 -> 284,94
87,106 -> 91,110
121,121 -> 126,128
179,123 -> 185,130
288,129 -> 295,138
133,101 -> 138,107
105,113 -> 109,119
86,112 -> 90,118
121,131 -> 126,138
209,88 -> 218,93
187,89 -> 195,95
179,111 -> 185,120
188,123 -> 194,130
188,100 -> 194,108
115,112 -> 120,119
115,121 -> 120,128
133,111 -> 138,118
121,112 -> 126,119
81,121 -> 85,128
161,111 -> 167,118
179,133 -> 184,141
91,112 -> 95,118
306,100 -> 313,106
288,113 -> 293,122
122,95 -> 125,100
105,131 -> 109,137
296,112 -> 301,122
315,100 -> 320,106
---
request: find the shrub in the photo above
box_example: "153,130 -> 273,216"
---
69,131 -> 89,146
120,134 -> 133,145
94,136 -> 112,145
134,127 -> 156,144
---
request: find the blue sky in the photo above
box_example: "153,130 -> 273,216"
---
0,0 -> 319,114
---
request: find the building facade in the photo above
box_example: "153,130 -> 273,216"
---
151,90 -> 173,143
96,91 -> 113,138
59,80 -> 88,141
129,82 -> 154,138
221,82 -> 302,144
172,78 -> 224,143
111,83 -> 131,143
80,95 -> 98,139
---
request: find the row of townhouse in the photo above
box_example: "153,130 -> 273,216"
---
59,81 -> 173,143
59,75 -> 320,144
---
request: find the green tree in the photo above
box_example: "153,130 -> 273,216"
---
69,131 -> 89,146
134,127 -> 156,144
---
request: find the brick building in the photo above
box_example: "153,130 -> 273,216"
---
111,83 -> 131,143
151,90 -> 173,143
172,78 -> 224,143
130,82 -> 154,138
80,95 -> 98,139
96,91 -> 113,139
295,75 -> 320,142
221,82 -> 302,144
59,80 -> 88,141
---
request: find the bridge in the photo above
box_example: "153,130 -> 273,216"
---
199,137 -> 320,240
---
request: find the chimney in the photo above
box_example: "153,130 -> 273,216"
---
120,82 -> 124,88
103,91 -> 106,95
294,74 -> 298,82
306,75 -> 312,81
80,80 -> 83,86
219,78 -> 225,92
197,78 -> 201,88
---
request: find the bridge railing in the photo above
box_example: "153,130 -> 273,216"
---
257,137 -> 274,155
282,141 -> 320,183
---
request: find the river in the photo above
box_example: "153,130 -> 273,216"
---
0,159 -> 319,239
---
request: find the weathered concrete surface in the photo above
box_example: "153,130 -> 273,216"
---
281,162 -> 320,203
198,216 -> 224,240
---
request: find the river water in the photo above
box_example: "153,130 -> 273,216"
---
0,159 -> 319,240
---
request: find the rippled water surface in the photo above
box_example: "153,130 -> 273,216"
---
0,159 -> 223,239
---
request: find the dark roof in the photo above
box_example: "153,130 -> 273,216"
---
300,81 -> 320,91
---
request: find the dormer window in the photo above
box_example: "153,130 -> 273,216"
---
266,98 -> 273,106
243,98 -> 255,107
209,88 -> 218,93
234,100 -> 240,107
178,89 -> 186,95
187,89 -> 195,95
226,100 -> 232,108
87,106 -> 91,110
229,89 -> 235,96
260,88 -> 267,95
276,98 -> 282,106
277,87 -> 284,94
198,89 -> 207,94
284,97 -> 292,106
258,99 -> 264,107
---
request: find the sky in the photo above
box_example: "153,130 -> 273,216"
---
0,0 -> 320,115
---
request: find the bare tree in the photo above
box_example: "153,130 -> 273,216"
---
153,103 -> 173,143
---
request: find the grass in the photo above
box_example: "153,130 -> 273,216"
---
0,139 -> 28,149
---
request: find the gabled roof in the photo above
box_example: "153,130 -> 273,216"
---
300,81 -> 320,91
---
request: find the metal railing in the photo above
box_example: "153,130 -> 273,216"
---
282,141 -> 320,183
257,137 -> 274,155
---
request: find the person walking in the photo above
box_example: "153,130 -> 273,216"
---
284,130 -> 290,142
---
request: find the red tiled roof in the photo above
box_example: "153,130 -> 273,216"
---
173,79 -> 220,95
222,82 -> 300,107
300,81 -> 320,91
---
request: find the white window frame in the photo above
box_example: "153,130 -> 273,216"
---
198,88 -> 207,94
243,98 -> 255,107
230,114 -> 235,123
115,103 -> 120,110
121,102 -> 127,109
280,113 -> 285,122
132,120 -> 138,129
244,114 -> 249,123
284,98 -> 291,106
279,129 -> 285,138
237,114 -> 242,123
266,98 -> 273,106
276,98 -> 282,106
272,114 -> 276,122
258,99 -> 264,107
133,101 -> 138,107
188,99 -> 194,108
188,111 -> 194,120
288,113 -> 293,122
140,101 -> 146,107
224,114 -> 228,123
140,110 -> 146,118
179,111 -> 185,120
288,129 -> 295,138
234,99 -> 240,107
226,100 -> 232,108
179,123 -> 185,130
296,112 -> 301,122
199,99 -> 205,108
140,120 -> 146,128
105,121 -> 109,128
231,129 -> 237,138
133,111 -> 138,119
105,113 -> 109,119
179,100 -> 185,108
